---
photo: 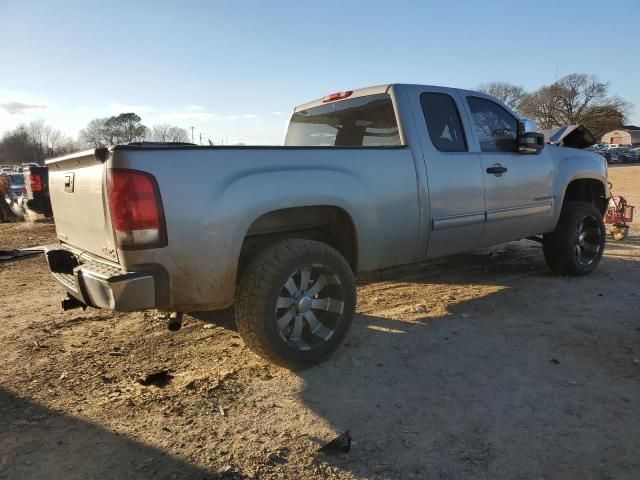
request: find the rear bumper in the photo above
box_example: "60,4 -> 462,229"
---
44,245 -> 169,311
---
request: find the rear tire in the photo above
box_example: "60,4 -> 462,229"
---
543,201 -> 605,276
235,239 -> 356,369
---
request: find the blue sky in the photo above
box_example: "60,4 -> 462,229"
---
1,0 -> 638,144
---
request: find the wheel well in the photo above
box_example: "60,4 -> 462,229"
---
238,206 -> 358,278
563,179 -> 607,214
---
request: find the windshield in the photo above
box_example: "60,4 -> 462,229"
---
285,94 -> 401,147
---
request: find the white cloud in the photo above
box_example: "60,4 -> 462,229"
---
272,111 -> 284,116
0,91 -> 55,134
0,101 -> 47,115
187,105 -> 205,113
110,103 -> 153,114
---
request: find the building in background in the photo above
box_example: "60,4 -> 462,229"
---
601,126 -> 640,145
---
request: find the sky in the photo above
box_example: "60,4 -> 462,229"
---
0,0 -> 639,145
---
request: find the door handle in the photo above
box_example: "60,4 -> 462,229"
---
64,173 -> 74,193
486,164 -> 508,175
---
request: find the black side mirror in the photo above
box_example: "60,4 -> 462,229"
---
518,132 -> 545,154
517,122 -> 544,154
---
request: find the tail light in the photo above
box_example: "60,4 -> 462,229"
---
322,90 -> 353,103
107,168 -> 167,250
28,173 -> 42,192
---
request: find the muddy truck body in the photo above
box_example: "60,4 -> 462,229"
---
44,84 -> 609,367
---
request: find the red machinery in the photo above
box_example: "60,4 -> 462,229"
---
604,191 -> 634,240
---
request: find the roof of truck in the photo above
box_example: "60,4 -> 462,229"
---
292,83 -> 500,113
293,83 -> 518,117
294,84 -> 393,112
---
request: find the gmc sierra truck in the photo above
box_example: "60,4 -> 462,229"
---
44,84 -> 609,368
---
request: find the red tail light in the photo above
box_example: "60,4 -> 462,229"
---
107,168 -> 167,250
322,90 -> 353,103
28,173 -> 42,192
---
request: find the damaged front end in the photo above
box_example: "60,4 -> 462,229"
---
538,124 -> 597,149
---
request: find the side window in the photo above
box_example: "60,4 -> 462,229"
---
420,92 -> 467,152
467,97 -> 518,152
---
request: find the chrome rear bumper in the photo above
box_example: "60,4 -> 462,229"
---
44,245 -> 167,311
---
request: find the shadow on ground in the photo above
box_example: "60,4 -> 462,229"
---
0,388 -> 245,480
297,240 -> 640,479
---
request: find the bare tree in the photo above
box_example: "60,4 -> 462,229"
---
476,81 -> 526,112
520,74 -> 630,137
79,118 -> 111,148
0,122 -> 79,164
151,123 -> 172,142
25,119 -> 48,163
166,126 -> 190,143
46,129 -> 65,153
27,120 -> 47,145
0,128 -> 32,165
519,86 -> 558,129
149,124 -> 190,143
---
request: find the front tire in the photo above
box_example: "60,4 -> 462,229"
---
235,239 -> 356,369
543,201 -> 605,276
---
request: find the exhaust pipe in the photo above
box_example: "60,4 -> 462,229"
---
167,312 -> 183,331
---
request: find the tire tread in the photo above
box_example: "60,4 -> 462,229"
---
543,201 -> 605,276
235,239 -> 354,368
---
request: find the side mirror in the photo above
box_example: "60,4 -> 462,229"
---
517,121 -> 544,154
518,132 -> 545,154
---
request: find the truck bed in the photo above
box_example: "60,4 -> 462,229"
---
46,144 -> 422,310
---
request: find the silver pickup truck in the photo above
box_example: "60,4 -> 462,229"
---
45,84 -> 609,368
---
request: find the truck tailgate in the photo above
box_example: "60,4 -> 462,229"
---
47,150 -> 118,262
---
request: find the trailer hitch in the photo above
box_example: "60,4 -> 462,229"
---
61,295 -> 87,311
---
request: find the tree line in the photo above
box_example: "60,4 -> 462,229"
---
476,73 -> 630,138
0,113 -> 190,165
0,120 -> 77,166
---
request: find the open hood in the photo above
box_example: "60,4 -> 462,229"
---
537,125 -> 596,149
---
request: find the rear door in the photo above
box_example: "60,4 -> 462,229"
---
410,87 -> 486,258
462,95 -> 555,246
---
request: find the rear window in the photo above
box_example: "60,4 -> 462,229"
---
420,92 -> 467,152
285,94 -> 401,147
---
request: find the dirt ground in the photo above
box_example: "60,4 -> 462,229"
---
1,166 -> 639,480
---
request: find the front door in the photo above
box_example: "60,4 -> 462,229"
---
462,95 -> 555,246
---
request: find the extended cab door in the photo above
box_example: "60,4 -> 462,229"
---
409,87 -> 486,258
461,95 -> 555,246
